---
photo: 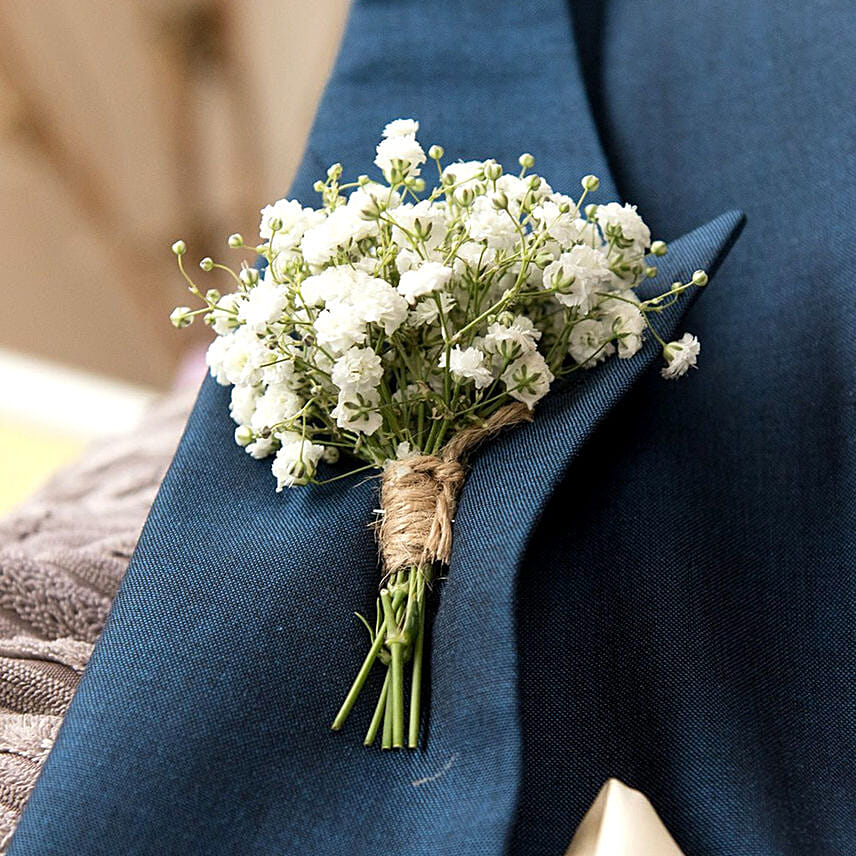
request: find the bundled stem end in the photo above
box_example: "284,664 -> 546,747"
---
331,403 -> 533,748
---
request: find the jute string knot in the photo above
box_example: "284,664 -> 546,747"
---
378,402 -> 533,571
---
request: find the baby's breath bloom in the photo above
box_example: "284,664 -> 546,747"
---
397,262 -> 454,304
331,347 -> 384,393
229,384 -> 258,427
332,389 -> 383,436
444,346 -> 494,389
603,297 -> 646,358
595,202 -> 651,252
501,351 -> 554,408
251,383 -> 303,433
237,274 -> 288,332
661,333 -> 701,379
568,318 -> 615,367
374,133 -> 426,182
483,314 -> 541,361
382,118 -> 420,138
176,118 -> 704,495
542,244 -> 612,311
271,432 -> 325,490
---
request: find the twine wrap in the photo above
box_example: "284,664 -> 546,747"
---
378,402 -> 533,571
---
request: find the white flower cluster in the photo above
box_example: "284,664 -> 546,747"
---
172,120 -> 706,491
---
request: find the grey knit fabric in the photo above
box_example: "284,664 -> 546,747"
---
0,391 -> 192,851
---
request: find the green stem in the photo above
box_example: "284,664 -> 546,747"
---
331,628 -> 385,731
364,670 -> 390,747
381,589 -> 405,748
382,683 -> 393,749
408,593 -> 426,748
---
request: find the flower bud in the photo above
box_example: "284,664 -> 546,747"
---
411,177 -> 426,193
483,160 -> 502,181
169,306 -> 192,328
581,174 -> 600,192
691,269 -> 709,286
227,233 -> 244,248
491,191 -> 509,210
171,240 -> 187,256
239,267 -> 259,286
312,180 -> 325,193
199,257 -> 214,271
584,203 -> 598,220
267,217 -> 283,233
234,425 -> 254,447
644,266 -> 658,279
359,194 -> 383,221
322,447 -> 340,464
205,288 -> 221,303
650,240 -> 668,256
357,174 -> 370,186
528,175 -> 542,191
459,187 -> 475,206
496,310 -> 515,327
428,144 -> 444,160
518,153 -> 535,169
327,162 -> 343,180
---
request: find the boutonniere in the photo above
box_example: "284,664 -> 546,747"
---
170,119 -> 707,749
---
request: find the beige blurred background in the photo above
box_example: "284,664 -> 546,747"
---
0,0 -> 349,510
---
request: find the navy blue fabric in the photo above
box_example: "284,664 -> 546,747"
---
10,0 -> 854,853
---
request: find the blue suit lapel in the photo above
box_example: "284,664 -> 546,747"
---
9,1 -> 743,854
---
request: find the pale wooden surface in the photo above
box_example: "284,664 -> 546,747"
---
0,0 -> 349,387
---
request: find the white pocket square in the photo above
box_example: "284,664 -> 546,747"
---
565,779 -> 685,855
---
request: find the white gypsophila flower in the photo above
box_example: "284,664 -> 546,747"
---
206,326 -> 269,387
332,389 -> 383,436
382,118 -> 419,138
602,297 -> 646,358
301,206 -> 379,268
595,202 -> 651,252
209,292 -> 242,336
391,200 -> 448,252
532,199 -> 580,247
395,248 -> 420,274
397,262 -> 454,304
542,244 -> 613,312
353,274 -> 408,335
205,335 -> 232,385
259,198 -> 325,252
271,431 -> 325,490
483,314 -> 542,361
246,435 -> 277,460
408,292 -> 455,327
314,304 -> 368,353
568,318 -> 616,367
443,346 -> 494,389
493,175 -> 529,213
661,333 -> 701,379
441,160 -> 484,202
229,384 -> 258,426
251,383 -> 304,433
261,354 -> 297,387
347,182 -> 401,219
237,272 -> 289,333
300,266 -> 358,307
374,134 -> 426,182
465,195 -> 518,250
331,346 -> 384,393
501,350 -> 554,408
452,241 -> 495,276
